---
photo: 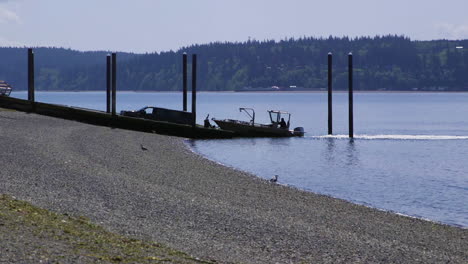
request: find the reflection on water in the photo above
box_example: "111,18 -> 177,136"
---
267,137 -> 291,147
345,139 -> 359,167
324,138 -> 336,163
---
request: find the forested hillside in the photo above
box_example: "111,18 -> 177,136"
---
0,47 -> 138,90
1,36 -> 467,91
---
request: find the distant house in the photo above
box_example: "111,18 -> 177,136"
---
0,80 -> 12,96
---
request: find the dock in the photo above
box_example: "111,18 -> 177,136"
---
0,96 -> 234,139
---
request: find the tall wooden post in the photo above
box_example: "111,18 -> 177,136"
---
191,54 -> 197,128
111,53 -> 117,116
27,48 -> 35,102
328,52 -> 333,135
348,52 -> 354,138
106,54 -> 111,113
183,53 -> 188,111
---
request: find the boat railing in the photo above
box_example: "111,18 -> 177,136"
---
0,88 -> 11,96
0,84 -> 12,97
226,119 -> 252,125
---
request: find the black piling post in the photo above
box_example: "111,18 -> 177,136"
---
27,48 -> 35,103
328,52 -> 333,135
348,52 -> 354,138
106,54 -> 111,113
111,53 -> 117,116
183,53 -> 188,111
191,54 -> 197,128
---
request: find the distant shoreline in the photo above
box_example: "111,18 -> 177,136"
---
11,90 -> 468,94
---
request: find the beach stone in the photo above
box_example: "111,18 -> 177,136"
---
0,110 -> 467,263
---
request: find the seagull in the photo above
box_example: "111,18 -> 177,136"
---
270,175 -> 278,183
140,144 -> 148,151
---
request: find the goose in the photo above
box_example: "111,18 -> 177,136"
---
270,175 -> 278,183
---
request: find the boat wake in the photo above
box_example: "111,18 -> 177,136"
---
309,134 -> 468,140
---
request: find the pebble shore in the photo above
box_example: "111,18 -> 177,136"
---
0,110 -> 467,263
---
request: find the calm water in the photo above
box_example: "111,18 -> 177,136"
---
11,91 -> 468,227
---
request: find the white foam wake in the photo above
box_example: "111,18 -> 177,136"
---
310,134 -> 468,140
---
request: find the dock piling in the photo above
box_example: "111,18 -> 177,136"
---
27,48 -> 35,102
348,52 -> 354,138
111,53 -> 117,116
328,52 -> 333,135
106,54 -> 111,113
183,53 -> 188,112
191,54 -> 197,128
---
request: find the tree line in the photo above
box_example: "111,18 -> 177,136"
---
1,35 -> 467,91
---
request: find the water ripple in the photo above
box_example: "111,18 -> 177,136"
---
310,134 -> 468,140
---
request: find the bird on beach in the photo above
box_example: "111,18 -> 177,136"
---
140,144 -> 148,151
270,175 -> 278,183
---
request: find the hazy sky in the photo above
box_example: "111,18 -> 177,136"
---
1,0 -> 467,53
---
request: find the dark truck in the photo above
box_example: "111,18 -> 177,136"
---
120,106 -> 194,126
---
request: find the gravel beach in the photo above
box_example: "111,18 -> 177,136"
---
0,110 -> 467,263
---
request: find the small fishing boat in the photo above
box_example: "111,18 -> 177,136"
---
212,108 -> 305,137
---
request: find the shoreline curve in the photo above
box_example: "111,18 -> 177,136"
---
0,110 -> 467,263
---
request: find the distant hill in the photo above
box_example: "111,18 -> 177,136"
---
0,47 -> 138,90
1,36 -> 467,91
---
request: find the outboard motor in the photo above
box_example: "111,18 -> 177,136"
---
293,127 -> 305,137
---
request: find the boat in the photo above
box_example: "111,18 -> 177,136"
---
212,108 -> 305,137
0,80 -> 13,96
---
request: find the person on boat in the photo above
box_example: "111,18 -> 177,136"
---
204,114 -> 215,128
279,118 -> 287,129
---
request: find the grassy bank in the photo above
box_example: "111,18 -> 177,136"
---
0,194 -> 211,263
